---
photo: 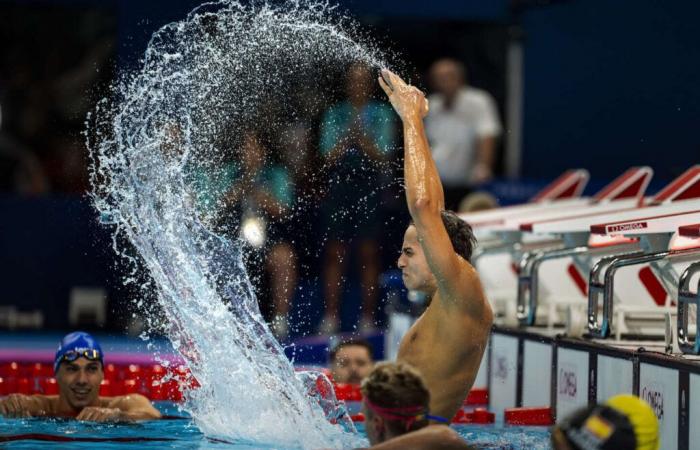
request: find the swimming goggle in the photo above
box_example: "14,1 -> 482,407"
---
58,349 -> 102,364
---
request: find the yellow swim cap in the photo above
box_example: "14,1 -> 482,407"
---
604,394 -> 659,450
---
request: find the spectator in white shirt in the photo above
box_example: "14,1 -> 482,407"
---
425,58 -> 502,210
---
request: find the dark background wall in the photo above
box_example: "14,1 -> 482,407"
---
519,0 -> 700,181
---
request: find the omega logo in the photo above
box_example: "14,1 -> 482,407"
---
494,356 -> 509,381
558,368 -> 577,398
641,386 -> 664,421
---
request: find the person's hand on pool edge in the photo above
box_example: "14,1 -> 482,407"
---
0,393 -> 39,418
97,393 -> 163,422
76,406 -> 124,422
74,394 -> 162,423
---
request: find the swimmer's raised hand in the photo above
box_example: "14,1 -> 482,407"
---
378,69 -> 429,122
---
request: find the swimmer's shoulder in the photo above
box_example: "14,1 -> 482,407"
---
436,259 -> 491,320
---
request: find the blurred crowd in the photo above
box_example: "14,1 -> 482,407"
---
0,6 -> 116,195
0,7 -> 502,339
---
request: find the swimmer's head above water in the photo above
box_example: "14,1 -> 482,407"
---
0,331 -> 161,422
360,362 -> 471,449
361,362 -> 431,444
398,211 -> 476,296
54,331 -> 105,410
552,394 -> 659,450
329,339 -> 374,385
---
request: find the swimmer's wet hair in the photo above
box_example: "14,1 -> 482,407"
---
411,210 -> 477,262
361,362 -> 430,434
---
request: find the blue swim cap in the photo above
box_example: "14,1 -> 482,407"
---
54,331 -> 104,374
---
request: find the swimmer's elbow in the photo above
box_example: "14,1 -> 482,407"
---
409,196 -> 439,218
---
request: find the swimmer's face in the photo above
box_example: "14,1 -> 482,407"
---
331,345 -> 373,385
397,226 -> 437,294
56,358 -> 103,410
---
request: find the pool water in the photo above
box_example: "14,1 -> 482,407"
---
0,402 -> 552,449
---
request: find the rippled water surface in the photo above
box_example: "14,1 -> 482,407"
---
0,403 -> 552,449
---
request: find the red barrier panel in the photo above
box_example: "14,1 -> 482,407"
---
174,366 -> 200,389
147,365 -> 166,385
162,379 -> 183,402
31,363 -> 52,378
100,379 -> 114,397
4,377 -> 18,394
104,364 -> 119,382
40,378 -> 59,395
464,387 -> 488,406
504,406 -> 553,426
452,408 -> 495,424
17,378 -> 31,395
334,383 -> 362,402
0,377 -> 6,396
122,379 -> 139,395
125,365 -> 142,381
314,374 -> 334,399
1,362 -> 21,378
350,413 -> 365,422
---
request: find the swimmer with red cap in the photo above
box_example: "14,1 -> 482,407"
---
0,331 -> 161,422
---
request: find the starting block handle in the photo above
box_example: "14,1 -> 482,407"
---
516,251 -> 537,326
677,261 -> 700,354
517,245 -> 592,327
589,248 -> 700,339
587,252 -> 643,338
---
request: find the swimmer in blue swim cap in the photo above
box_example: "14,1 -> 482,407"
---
0,331 -> 161,422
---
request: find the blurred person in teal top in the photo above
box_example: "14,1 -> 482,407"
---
318,62 -> 395,334
191,130 -> 298,339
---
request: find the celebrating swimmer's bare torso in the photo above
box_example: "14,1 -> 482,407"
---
379,69 -> 493,421
398,285 -> 489,420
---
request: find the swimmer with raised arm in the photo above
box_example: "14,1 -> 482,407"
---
0,332 -> 161,422
378,69 -> 493,422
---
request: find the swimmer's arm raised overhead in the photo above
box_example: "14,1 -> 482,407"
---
379,69 -> 485,315
359,425 -> 473,450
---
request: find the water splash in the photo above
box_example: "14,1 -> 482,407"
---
88,0 -> 391,447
